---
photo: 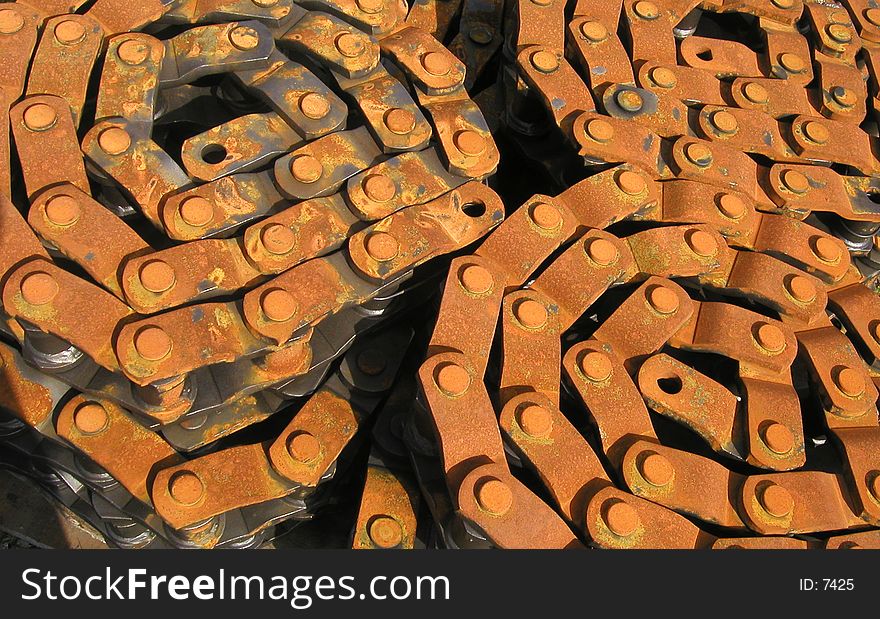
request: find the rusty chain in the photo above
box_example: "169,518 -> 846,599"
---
1,0 -> 880,550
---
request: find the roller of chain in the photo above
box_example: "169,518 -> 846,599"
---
2,0 -> 880,551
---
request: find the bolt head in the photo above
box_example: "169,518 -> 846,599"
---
421,51 -> 451,76
603,499 -> 640,536
139,260 -> 176,293
616,170 -> 647,195
639,452 -> 674,486
299,92 -> 330,119
633,0 -> 659,20
650,66 -> 677,89
684,142 -> 713,167
685,229 -> 718,257
20,272 -> 59,306
434,362 -> 471,397
834,366 -> 866,398
290,155 -> 323,184
54,20 -> 86,45
476,479 -> 513,516
364,231 -> 400,261
580,20 -> 608,42
717,193 -> 746,219
261,224 -> 296,255
803,121 -> 830,144
73,403 -> 109,434
811,236 -> 841,264
23,103 -> 57,132
514,298 -> 548,329
517,404 -> 553,438
362,174 -> 397,202
134,326 -> 173,361
261,288 -> 298,322
168,471 -> 204,505
754,323 -> 786,354
117,39 -> 150,65
781,170 -> 809,194
178,196 -> 214,227
368,516 -> 403,548
530,49 -> 559,73
44,194 -> 81,226
616,89 -> 644,112
229,25 -> 260,50
287,432 -> 321,463
585,238 -> 619,266
98,126 -> 132,155
579,350 -> 613,382
0,9 -> 25,34
785,275 -> 817,304
762,422 -> 794,455
742,82 -> 769,104
646,285 -> 679,314
779,53 -> 806,74
585,118 -> 614,142
453,130 -> 486,156
759,483 -> 794,518
335,32 -> 364,58
384,107 -> 416,134
711,110 -> 738,134
529,201 -> 562,230
459,264 -> 494,295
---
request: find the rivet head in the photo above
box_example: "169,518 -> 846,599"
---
73,403 -> 109,435
229,25 -> 260,50
711,110 -> 738,134
830,86 -> 856,108
869,475 -> 880,502
54,20 -> 86,45
803,121 -> 829,144
362,174 -> 397,202
44,195 -> 81,226
168,471 -> 204,505
585,238 -> 619,265
335,32 -> 364,57
287,432 -> 321,463
781,169 -> 809,194
261,224 -> 296,255
134,326 -> 173,361
178,196 -> 214,227
684,142 -> 713,167
22,103 -> 57,132
827,23 -> 852,43
384,107 -> 416,134
453,130 -> 486,156
514,298 -> 548,329
434,362 -> 471,397
616,170 -> 647,195
139,260 -> 176,293
580,20 -> 608,42
117,39 -> 150,65
253,0 -> 280,7
97,126 -> 131,155
754,322 -> 786,354
834,366 -> 866,398
717,193 -> 746,219
646,285 -> 679,314
368,516 -> 402,548
20,272 -> 59,306
771,0 -> 794,8
758,483 -> 794,518
779,52 -> 806,74
0,9 -> 25,34
639,452 -> 674,487
785,275 -> 817,304
459,264 -> 494,295
650,66 -> 677,88
585,118 -> 614,142
290,155 -> 323,183
603,499 -> 640,536
633,0 -> 659,20
742,82 -> 769,104
298,92 -> 330,119
421,51 -> 451,76
811,236 -> 841,264
529,201 -> 562,230
866,8 -> 880,27
579,350 -> 613,382
517,404 -> 553,438
530,49 -> 559,73
356,0 -> 384,13
261,288 -> 298,322
762,422 -> 794,455
364,231 -> 400,261
616,89 -> 644,112
468,25 -> 493,45
475,479 -> 513,516
356,348 -> 386,376
685,228 -> 718,257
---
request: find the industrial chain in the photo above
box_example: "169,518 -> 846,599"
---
2,0 -> 880,551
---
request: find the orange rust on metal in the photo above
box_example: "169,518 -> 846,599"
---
739,471 -> 868,534
740,376 -> 806,471
636,61 -> 725,105
29,184 -> 150,298
787,115 -> 876,174
427,255 -> 504,377
499,392 -> 611,524
585,485 -> 710,549
637,354 -> 741,457
498,289 -> 561,406
2,259 -> 133,372
56,395 -> 183,503
568,16 -> 635,91
624,224 -> 731,283
352,466 -> 419,549
348,182 -> 504,282
0,342 -> 57,429
825,530 -> 880,550
570,113 -> 663,176
562,340 -> 657,466
86,0 -> 176,35
380,26 -> 465,95
457,462 -> 583,549
95,33 -> 165,129
151,442 -> 294,530
25,14 -> 103,127
1,194 -> 50,287
559,165 -> 661,228
10,94 -> 89,199
621,440 -> 747,529
827,283 -> 880,367
530,229 -> 634,329
679,35 -> 762,77
417,352 -> 507,495
268,389 -> 362,486
712,537 -> 809,550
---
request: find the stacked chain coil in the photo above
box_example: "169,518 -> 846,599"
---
2,0 -> 880,551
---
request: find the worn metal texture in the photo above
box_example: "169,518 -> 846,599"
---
3,0 -> 880,552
